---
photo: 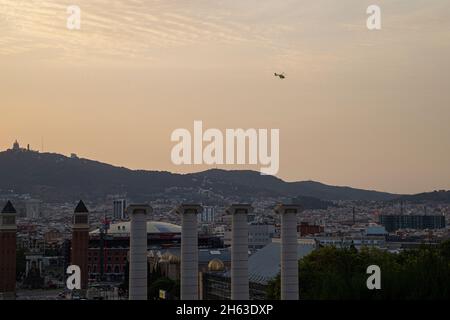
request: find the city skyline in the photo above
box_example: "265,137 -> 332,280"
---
1,0 -> 450,305
1,0 -> 450,194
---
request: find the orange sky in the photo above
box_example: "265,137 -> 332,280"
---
1,0 -> 450,194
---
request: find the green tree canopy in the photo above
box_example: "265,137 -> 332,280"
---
267,240 -> 450,300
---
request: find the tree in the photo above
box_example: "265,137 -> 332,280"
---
120,261 -> 129,293
266,240 -> 450,300
148,277 -> 177,300
16,247 -> 26,281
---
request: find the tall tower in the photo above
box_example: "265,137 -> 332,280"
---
227,204 -> 252,300
71,200 -> 89,291
128,204 -> 152,300
113,199 -> 127,220
177,204 -> 202,300
275,204 -> 302,300
0,201 -> 17,300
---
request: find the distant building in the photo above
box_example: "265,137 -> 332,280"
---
365,224 -> 387,236
148,248 -> 231,284
380,214 -> 446,232
25,199 -> 41,219
8,140 -> 37,153
248,224 -> 275,249
86,220 -> 222,282
24,251 -> 44,289
23,252 -> 65,289
113,199 -> 127,220
12,140 -> 20,150
198,206 -> 216,223
200,239 -> 316,300
224,223 -> 275,249
298,222 -> 324,237
247,213 -> 256,223
44,230 -> 63,244
315,236 -> 386,249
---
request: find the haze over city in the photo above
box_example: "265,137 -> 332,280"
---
2,0 -> 450,307
1,0 -> 450,194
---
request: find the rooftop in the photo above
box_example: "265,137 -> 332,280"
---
74,200 -> 89,213
1,200 -> 17,214
245,239 -> 315,285
90,220 -> 181,235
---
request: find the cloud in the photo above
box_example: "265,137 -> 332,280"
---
0,0 -> 449,68
0,0 -> 263,64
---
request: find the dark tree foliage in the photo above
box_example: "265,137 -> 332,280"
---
267,240 -> 450,300
120,261 -> 129,292
119,261 -> 180,299
147,263 -> 179,300
16,247 -> 26,281
148,277 -> 179,300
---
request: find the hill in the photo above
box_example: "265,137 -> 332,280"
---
395,190 -> 450,204
0,149 -> 398,203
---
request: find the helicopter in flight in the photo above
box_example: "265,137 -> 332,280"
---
274,72 -> 286,79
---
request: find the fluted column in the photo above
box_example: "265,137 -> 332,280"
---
177,204 -> 202,300
227,204 -> 253,300
275,204 -> 302,300
128,204 -> 152,300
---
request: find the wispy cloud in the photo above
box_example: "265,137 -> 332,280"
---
0,0 -> 283,64
0,0 -> 449,68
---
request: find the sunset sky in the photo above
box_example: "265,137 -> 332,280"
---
0,0 -> 449,194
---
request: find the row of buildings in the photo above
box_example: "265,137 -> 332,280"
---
0,200 -> 316,300
1,196 -> 448,300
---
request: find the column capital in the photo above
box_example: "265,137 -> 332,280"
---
176,204 -> 203,215
127,204 -> 153,215
274,204 -> 303,214
226,204 -> 253,215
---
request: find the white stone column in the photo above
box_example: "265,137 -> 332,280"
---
275,204 -> 302,300
227,204 -> 253,300
177,204 -> 202,300
128,204 -> 152,300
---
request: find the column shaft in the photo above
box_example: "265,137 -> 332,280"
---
129,210 -> 147,300
231,212 -> 249,300
181,212 -> 198,300
280,212 -> 298,300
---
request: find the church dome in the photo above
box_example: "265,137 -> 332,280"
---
160,252 -> 172,262
208,259 -> 225,272
159,252 -> 180,264
168,254 -> 180,264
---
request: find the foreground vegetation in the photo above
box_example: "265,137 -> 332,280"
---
267,240 -> 450,299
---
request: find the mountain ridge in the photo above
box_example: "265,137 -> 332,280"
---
0,149 -> 401,203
